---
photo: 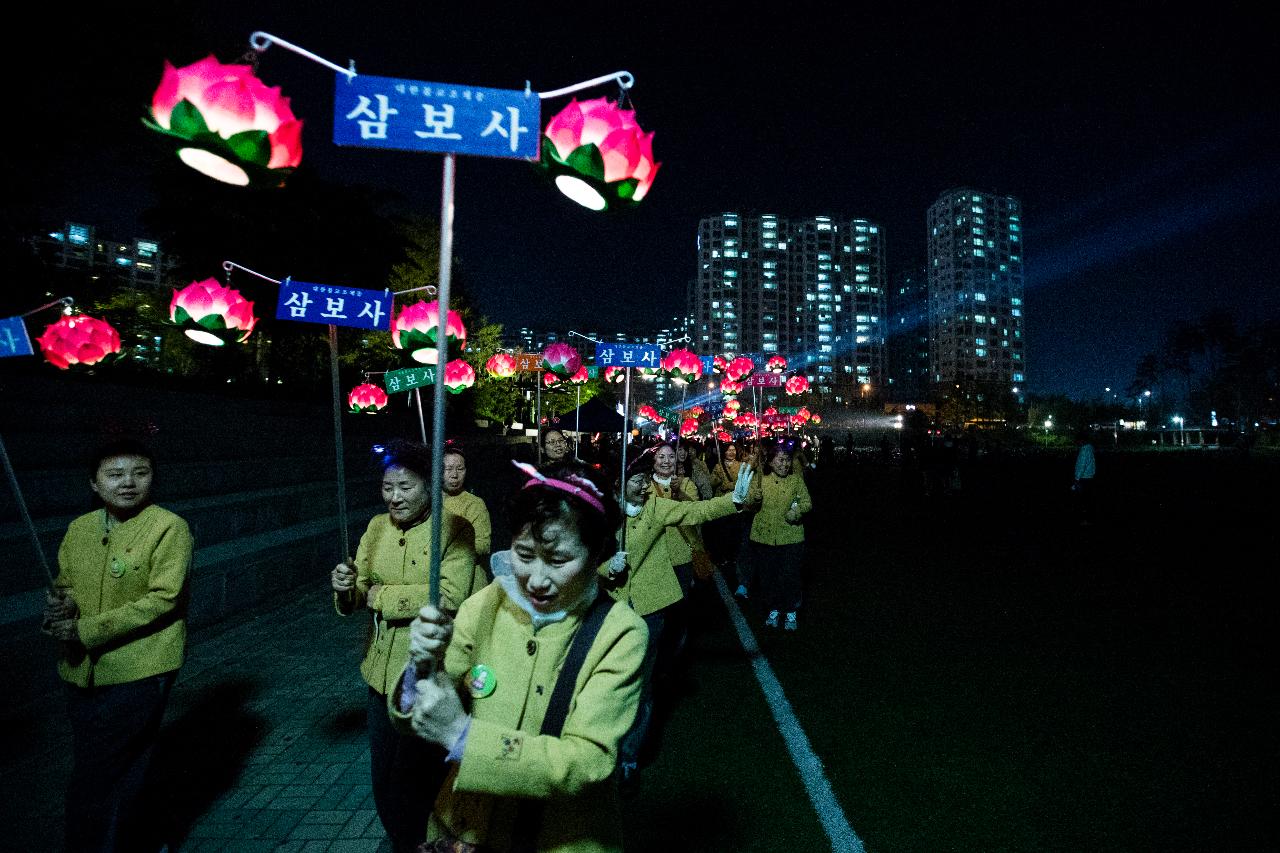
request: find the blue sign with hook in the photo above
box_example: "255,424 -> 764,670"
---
275,280 -> 393,330
0,316 -> 34,358
333,74 -> 541,159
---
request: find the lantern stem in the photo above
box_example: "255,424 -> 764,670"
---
20,296 -> 74,318
221,260 -> 282,285
537,71 -> 634,100
393,285 -> 438,297
250,31 -> 357,80
427,153 -> 457,611
0,434 -> 55,587
328,325 -> 351,561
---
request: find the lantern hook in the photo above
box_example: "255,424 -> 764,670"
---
393,285 -> 439,298
222,260 -> 282,286
21,296 -> 74,318
250,31 -> 357,81
538,71 -> 634,101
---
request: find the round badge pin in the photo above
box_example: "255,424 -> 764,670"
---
109,558 -> 125,578
468,664 -> 496,699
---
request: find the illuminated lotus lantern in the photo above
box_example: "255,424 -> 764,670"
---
737,411 -> 758,430
785,374 -> 810,395
542,371 -> 562,389
811,413 -> 823,425
348,383 -> 388,413
713,355 -> 728,375
764,406 -> 778,417
568,365 -> 590,385
540,97 -> 660,211
443,359 -> 476,394
797,407 -> 812,422
689,405 -> 706,418
638,404 -> 662,423
722,409 -> 738,422
661,348 -> 703,384
169,278 -> 257,345
541,342 -> 582,378
604,365 -> 625,384
716,430 -> 732,443
725,399 -> 742,413
37,314 -> 121,369
720,379 -> 743,397
766,355 -> 788,374
144,55 -> 303,187
679,418 -> 699,438
726,356 -> 754,382
485,352 -> 517,379
393,300 -> 466,364
791,414 -> 806,427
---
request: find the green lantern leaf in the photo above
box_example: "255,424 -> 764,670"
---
616,179 -> 640,200
169,99 -> 210,138
539,135 -> 565,166
172,306 -> 192,325
226,130 -> 272,167
564,144 -> 605,182
198,315 -> 229,331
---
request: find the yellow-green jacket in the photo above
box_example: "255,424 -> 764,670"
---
709,458 -> 742,496
396,583 -> 646,852
606,493 -> 739,616
55,505 -> 193,688
649,476 -> 701,565
747,471 -> 812,546
336,511 -> 478,694
443,490 -> 491,559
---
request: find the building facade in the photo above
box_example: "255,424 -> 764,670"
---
926,189 -> 1025,389
30,222 -> 176,290
691,213 -> 886,405
886,266 -> 930,401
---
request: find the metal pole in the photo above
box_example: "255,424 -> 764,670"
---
0,433 -> 54,586
414,387 -> 428,443
428,153 -> 456,610
536,380 -> 543,464
328,324 -> 350,560
620,368 -> 632,549
574,385 -> 582,460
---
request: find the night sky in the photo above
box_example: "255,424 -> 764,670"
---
10,2 -> 1278,398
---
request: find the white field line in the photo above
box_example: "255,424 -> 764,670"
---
713,570 -> 868,853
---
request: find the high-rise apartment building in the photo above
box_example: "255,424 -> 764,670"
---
30,222 -> 176,290
886,267 -> 929,401
926,189 -> 1025,389
691,213 -> 886,403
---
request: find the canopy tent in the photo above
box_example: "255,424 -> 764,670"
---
546,396 -> 632,434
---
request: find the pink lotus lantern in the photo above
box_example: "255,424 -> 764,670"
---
791,414 -> 806,427
764,406 -> 779,417
485,352 -> 517,379
680,418 -> 699,438
720,379 -> 743,397
169,278 -> 257,346
348,383 -> 388,413
568,365 -> 590,385
713,355 -> 728,375
726,356 -> 755,382
725,399 -> 742,412
393,300 -> 466,364
785,375 -> 811,395
722,409 -> 739,422
811,413 -> 823,425
604,366 -> 625,384
638,404 -> 661,422
541,342 -> 582,378
716,430 -> 732,443
766,355 -> 788,374
542,371 -> 562,389
443,359 -> 476,394
689,405 -> 706,418
540,97 -> 660,211
144,55 -> 303,187
662,348 -> 703,383
737,411 -> 758,430
37,314 -> 121,369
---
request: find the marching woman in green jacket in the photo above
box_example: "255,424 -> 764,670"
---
391,460 -> 646,852
607,454 -> 754,791
746,441 -> 813,632
43,439 -> 194,852
330,440 -> 478,853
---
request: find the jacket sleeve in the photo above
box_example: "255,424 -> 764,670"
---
471,499 -> 492,559
679,478 -> 700,502
77,517 -> 193,651
657,492 -> 738,527
453,612 -> 646,798
376,514 -> 477,619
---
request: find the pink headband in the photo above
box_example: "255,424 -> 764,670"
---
512,461 -> 606,514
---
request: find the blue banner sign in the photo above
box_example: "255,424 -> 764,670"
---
384,365 -> 436,394
0,316 -> 33,358
594,343 -> 661,369
275,281 -> 392,330
699,356 -> 715,375
334,74 -> 540,159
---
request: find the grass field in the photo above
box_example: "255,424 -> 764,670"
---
623,449 -> 1279,852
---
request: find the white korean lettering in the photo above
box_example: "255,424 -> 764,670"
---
283,291 -> 313,318
414,103 -> 463,140
621,350 -> 636,364
357,301 -> 386,327
346,94 -> 400,140
480,107 -> 531,153
321,297 -> 348,319
598,350 -> 614,365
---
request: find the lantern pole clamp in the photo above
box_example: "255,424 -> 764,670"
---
538,71 -> 634,101
21,296 -> 74,318
250,31 -> 357,81
222,260 -> 282,286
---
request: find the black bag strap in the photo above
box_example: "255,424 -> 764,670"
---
511,591 -> 615,852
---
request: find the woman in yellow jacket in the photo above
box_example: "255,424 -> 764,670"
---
330,440 -> 478,853
42,439 -> 193,852
391,461 -> 647,852
606,455 -> 753,789
441,442 -> 492,579
746,442 -> 813,632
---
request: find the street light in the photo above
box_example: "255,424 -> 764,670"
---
1172,415 -> 1185,446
